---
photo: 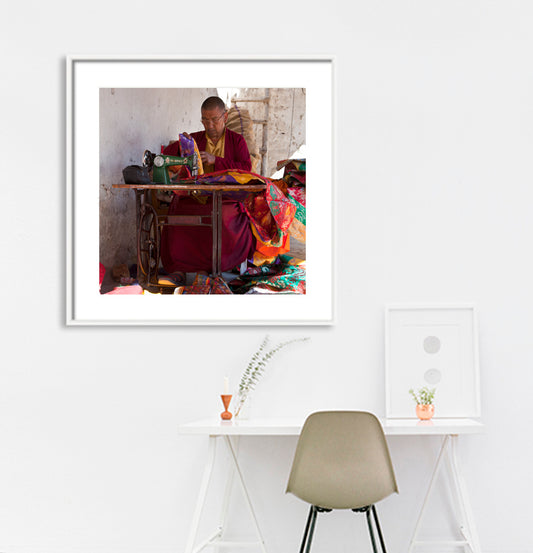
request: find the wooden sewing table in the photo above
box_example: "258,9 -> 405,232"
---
113,181 -> 265,288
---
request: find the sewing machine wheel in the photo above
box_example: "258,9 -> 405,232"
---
137,203 -> 160,286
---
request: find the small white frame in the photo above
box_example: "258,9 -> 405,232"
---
385,304 -> 480,419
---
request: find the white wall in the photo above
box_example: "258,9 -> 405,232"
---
2,2 -> 533,553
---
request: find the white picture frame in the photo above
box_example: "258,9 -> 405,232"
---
66,55 -> 335,325
385,304 -> 480,419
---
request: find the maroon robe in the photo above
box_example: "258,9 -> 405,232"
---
160,129 -> 254,273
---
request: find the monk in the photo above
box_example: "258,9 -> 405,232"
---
160,96 -> 254,283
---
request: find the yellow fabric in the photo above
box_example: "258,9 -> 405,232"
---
189,137 -> 209,204
204,129 -> 226,172
194,139 -> 205,175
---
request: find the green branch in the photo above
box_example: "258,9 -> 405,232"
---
235,335 -> 309,416
408,386 -> 436,405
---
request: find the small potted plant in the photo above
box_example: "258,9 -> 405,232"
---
409,386 -> 436,420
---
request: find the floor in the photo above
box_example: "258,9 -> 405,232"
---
100,237 -> 305,294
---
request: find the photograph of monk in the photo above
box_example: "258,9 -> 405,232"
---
99,88 -> 306,295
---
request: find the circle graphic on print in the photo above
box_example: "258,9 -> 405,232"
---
424,368 -> 442,385
423,335 -> 441,354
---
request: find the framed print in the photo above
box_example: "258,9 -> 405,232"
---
66,55 -> 334,325
385,304 -> 480,418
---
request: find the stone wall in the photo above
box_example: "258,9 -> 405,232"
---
221,88 -> 306,176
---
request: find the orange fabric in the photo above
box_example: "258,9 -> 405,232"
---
251,226 -> 290,265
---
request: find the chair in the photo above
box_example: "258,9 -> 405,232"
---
286,411 -> 398,553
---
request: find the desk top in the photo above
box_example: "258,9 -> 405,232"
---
178,417 -> 485,437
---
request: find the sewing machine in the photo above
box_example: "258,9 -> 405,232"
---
143,149 -> 199,185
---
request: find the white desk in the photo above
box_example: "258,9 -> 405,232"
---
178,417 -> 484,553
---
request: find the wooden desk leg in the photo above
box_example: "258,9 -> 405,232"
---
223,436 -> 268,553
184,436 -> 219,553
211,192 -> 219,278
407,435 -> 481,553
210,191 -> 223,280
216,192 -> 222,277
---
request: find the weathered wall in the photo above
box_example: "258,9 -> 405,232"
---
99,88 -> 216,267
225,88 -> 306,176
266,88 -> 306,176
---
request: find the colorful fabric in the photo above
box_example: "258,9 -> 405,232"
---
99,263 -> 105,288
179,133 -> 196,157
185,168 -> 267,186
276,158 -> 306,185
288,186 -> 306,207
287,192 -> 306,243
243,185 -> 282,247
243,179 -> 306,248
276,159 -> 306,172
276,159 -> 306,243
243,180 -> 289,246
105,284 -> 144,295
166,134 -> 204,180
175,273 -> 233,295
266,181 -> 297,232
228,255 -> 306,294
251,227 -> 290,265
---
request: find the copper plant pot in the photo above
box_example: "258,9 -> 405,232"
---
416,404 -> 435,421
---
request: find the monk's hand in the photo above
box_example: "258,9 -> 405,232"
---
183,132 -> 192,140
200,151 -> 216,165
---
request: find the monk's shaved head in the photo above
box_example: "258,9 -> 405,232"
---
201,96 -> 226,113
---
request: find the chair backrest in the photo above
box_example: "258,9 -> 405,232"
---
286,411 -> 398,510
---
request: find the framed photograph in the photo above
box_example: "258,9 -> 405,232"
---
66,55 -> 334,325
385,304 -> 480,418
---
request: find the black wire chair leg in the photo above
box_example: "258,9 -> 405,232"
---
371,505 -> 388,553
299,506 -> 315,553
365,507 -> 379,553
304,506 -> 319,553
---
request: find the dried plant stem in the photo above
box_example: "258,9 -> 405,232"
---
235,335 -> 309,417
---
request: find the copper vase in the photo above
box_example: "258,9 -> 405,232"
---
220,394 -> 233,420
416,404 -> 435,421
